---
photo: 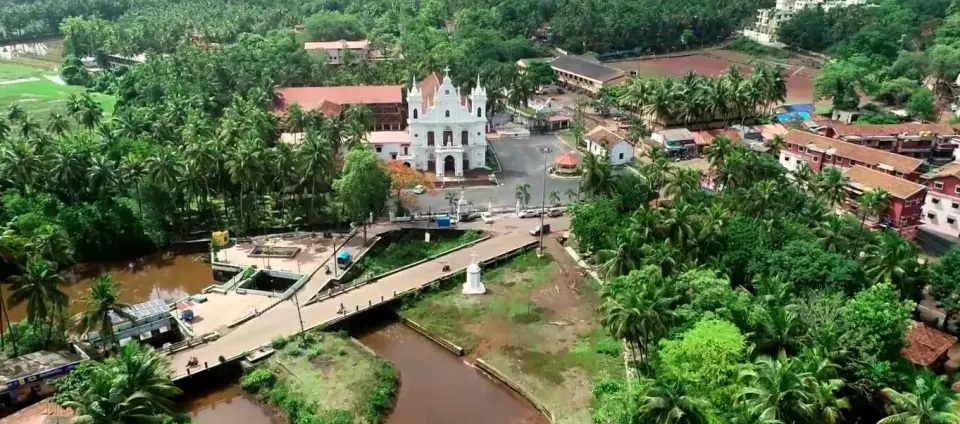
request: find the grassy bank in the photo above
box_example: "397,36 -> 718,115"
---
241,331 -> 398,424
399,251 -> 622,424
355,230 -> 483,279
0,79 -> 115,121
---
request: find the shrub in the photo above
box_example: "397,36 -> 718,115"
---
362,360 -> 399,423
307,346 -> 324,361
271,336 -> 288,349
595,338 -> 622,357
240,368 -> 277,392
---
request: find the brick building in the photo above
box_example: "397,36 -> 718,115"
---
820,123 -> 958,164
842,166 -> 926,237
781,130 -> 925,181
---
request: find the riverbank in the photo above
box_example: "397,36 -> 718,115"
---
241,331 -> 397,424
398,247 -> 622,424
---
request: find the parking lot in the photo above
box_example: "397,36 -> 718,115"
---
413,135 -> 582,213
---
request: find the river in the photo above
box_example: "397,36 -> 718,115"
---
1,252 -> 214,328
183,385 -> 281,424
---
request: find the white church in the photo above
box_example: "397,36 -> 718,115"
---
402,70 -> 489,178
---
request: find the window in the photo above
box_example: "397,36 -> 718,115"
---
445,110 -> 450,118
413,109 -> 418,119
461,130 -> 469,145
427,131 -> 435,146
619,152 -> 624,160
955,185 -> 960,194
950,217 -> 957,225
445,90 -> 450,95
896,172 -> 904,178
798,146 -> 806,153
825,154 -> 833,161
812,156 -> 820,163
849,160 -> 858,166
953,202 -> 959,209
786,143 -> 793,149
477,107 -> 482,118
933,197 -> 941,204
934,181 -> 944,190
928,213 -> 936,220
375,145 -> 382,153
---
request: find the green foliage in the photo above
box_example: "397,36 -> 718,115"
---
659,318 -> 747,411
334,148 -> 391,233
356,230 -> 482,277
841,283 -> 915,384
755,240 -> 864,294
906,87 -> 937,121
569,196 -> 622,253
271,336 -> 289,350
240,368 -> 277,392
52,361 -> 98,406
305,11 -> 366,42
931,247 -> 960,319
2,320 -> 69,357
362,360 -> 399,423
728,37 -> 793,59
591,379 -> 642,424
595,337 -> 622,357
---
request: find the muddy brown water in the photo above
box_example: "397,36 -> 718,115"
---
357,321 -> 546,424
0,253 -> 214,329
183,385 -> 281,424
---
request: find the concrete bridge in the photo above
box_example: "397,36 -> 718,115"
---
168,217 -> 568,380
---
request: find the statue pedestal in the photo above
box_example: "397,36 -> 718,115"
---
462,260 -> 485,295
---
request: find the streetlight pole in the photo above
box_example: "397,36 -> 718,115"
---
539,146 -> 552,254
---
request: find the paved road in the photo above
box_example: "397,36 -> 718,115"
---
169,218 -> 569,379
413,136 -> 581,213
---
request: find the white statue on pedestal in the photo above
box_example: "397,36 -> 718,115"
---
462,252 -> 486,295
457,189 -> 468,216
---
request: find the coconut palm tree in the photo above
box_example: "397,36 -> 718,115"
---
120,154 -> 147,218
0,117 -> 9,141
816,215 -> 853,254
298,131 -> 333,223
755,305 -> 804,355
661,202 -> 698,250
738,354 -> 815,423
816,167 -> 848,210
515,183 -> 531,208
581,153 -> 615,197
852,188 -> 891,251
638,379 -> 712,424
597,233 -> 639,278
793,162 -> 815,194
86,153 -> 117,199
666,167 -> 702,201
865,232 -> 922,298
565,188 -> 579,203
600,285 -> 644,373
73,275 -> 135,350
548,190 -> 561,206
8,256 -> 67,347
878,371 -> 960,424
705,136 -> 733,169
6,104 -> 26,123
46,112 -> 71,136
1,140 -> 42,194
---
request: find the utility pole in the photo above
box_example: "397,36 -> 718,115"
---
292,289 -> 305,334
539,146 -> 552,254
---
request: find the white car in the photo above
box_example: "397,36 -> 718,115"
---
518,209 -> 540,218
412,185 -> 425,195
481,212 -> 494,223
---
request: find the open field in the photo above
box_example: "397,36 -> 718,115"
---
0,80 -> 115,122
399,247 -> 622,424
606,50 -> 818,104
0,39 -> 64,71
0,63 -> 46,81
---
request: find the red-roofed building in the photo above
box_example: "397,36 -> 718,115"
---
0,400 -> 72,424
273,86 -> 405,131
902,321 -> 957,369
304,40 -> 379,65
842,166 -> 927,237
819,123 -> 959,164
920,162 -> 960,237
781,130 -> 925,181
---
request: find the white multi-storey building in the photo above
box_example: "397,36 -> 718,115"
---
404,70 -> 488,179
743,0 -> 867,45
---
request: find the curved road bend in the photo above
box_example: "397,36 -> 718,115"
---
168,217 -> 569,379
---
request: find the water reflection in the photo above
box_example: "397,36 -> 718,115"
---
183,385 -> 280,424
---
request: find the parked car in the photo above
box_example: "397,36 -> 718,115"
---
481,212 -> 494,223
412,185 -> 426,194
518,209 -> 540,218
547,208 -> 563,217
530,224 -> 551,236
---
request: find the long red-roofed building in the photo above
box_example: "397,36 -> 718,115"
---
780,130 -> 925,181
272,85 -> 405,131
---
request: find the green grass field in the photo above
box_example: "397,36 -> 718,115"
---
0,80 -> 115,122
0,62 -> 46,81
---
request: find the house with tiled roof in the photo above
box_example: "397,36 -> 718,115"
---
901,320 -> 957,369
820,123 -> 958,164
781,130 -> 925,181
272,85 -> 405,131
584,126 -> 633,165
842,166 -> 926,236
920,162 -> 960,237
550,55 -> 627,95
304,39 -> 379,65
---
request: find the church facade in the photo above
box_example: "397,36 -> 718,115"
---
406,71 -> 489,178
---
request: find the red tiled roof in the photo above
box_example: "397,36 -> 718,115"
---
304,40 -> 370,50
844,166 -> 926,199
416,72 -> 471,111
692,129 -> 741,146
901,320 -> 957,366
585,126 -> 629,149
784,130 -> 924,175
924,162 -> 960,180
0,400 -> 73,424
830,123 -> 957,138
274,86 -> 402,116
556,152 -> 581,167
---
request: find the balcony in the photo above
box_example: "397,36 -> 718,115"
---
434,143 -> 464,154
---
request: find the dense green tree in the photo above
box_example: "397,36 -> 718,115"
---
906,87 -> 937,121
7,257 -> 68,347
931,247 -> 960,319
659,318 -> 747,410
333,147 -> 390,242
72,275 -> 135,349
878,371 -> 960,424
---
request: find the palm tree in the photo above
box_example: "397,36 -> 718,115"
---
879,371 -> 960,424
666,167 -> 702,201
638,379 -> 712,424
661,202 -> 698,250
816,167 -> 848,210
755,305 -> 804,355
565,188 -> 579,203
73,275 -> 135,350
600,285 -> 644,373
548,190 -> 561,207
597,233 -> 639,278
6,104 -> 26,123
1,140 -> 41,194
0,117 -> 9,141
298,131 -> 333,224
581,153 -> 615,197
7,257 -> 67,347
515,183 -> 531,208
46,112 -> 71,136
120,154 -> 147,218
852,188 -> 890,251
86,154 -> 117,199
816,215 -> 852,254
793,162 -> 815,193
749,180 -> 779,219
865,232 -> 922,298
705,136 -> 733,169
444,192 -> 458,213
738,354 -> 815,424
